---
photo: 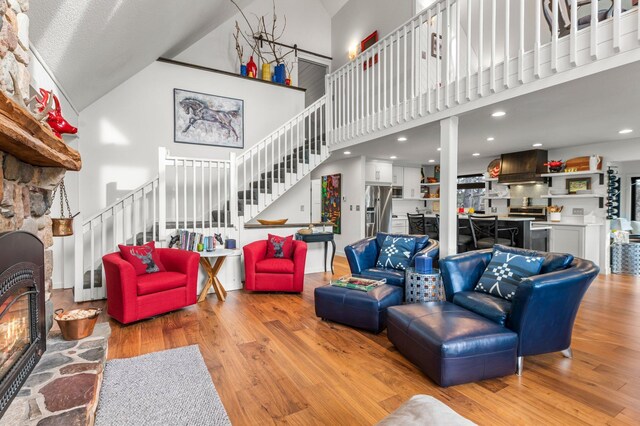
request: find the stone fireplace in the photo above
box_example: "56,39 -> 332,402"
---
0,0 -> 82,420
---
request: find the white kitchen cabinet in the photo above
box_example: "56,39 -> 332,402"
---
392,166 -> 404,186
548,224 -> 601,265
391,218 -> 408,234
365,161 -> 393,184
402,167 -> 422,199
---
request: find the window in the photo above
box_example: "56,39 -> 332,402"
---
632,177 -> 640,221
457,174 -> 485,212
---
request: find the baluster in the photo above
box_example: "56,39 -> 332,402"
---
377,41 -> 382,129
590,0 -> 598,59
613,0 -> 621,52
455,1 -> 460,103
192,160 -> 196,231
504,0 -> 510,89
131,196 -> 137,245
208,161 -> 212,233
478,0 -> 484,96
535,0 -> 541,76
427,7 -> 432,112
152,182 -> 157,241
569,0 -> 577,66
390,33 -> 395,121
338,71 -> 342,142
250,151 -> 254,217
466,0 -> 472,100
183,160 -> 187,229
436,3 -> 441,109
217,161 -> 221,234
90,224 -> 95,292
365,51 -> 369,132
518,0 -> 525,83
445,0 -> 451,107
490,0 -> 496,92
410,19 -> 416,119
224,161 -> 228,230
112,207 -> 117,252
403,24 -> 408,121
397,28 -> 402,121
552,0 -> 558,72
101,218 -> 106,267
201,162 -> 205,233
142,188 -> 147,244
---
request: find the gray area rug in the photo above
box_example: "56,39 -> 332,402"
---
95,345 -> 231,426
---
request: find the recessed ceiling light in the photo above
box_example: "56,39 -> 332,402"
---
343,151 -> 351,155
487,137 -> 495,141
619,129 -> 633,134
437,147 -> 441,151
397,137 -> 407,142
532,143 -> 543,147
491,111 -> 506,117
428,159 -> 435,163
472,153 -> 481,157
390,156 -> 397,159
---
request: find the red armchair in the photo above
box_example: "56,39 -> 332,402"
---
102,248 -> 199,324
243,240 -> 307,292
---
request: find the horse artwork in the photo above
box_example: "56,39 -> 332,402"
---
174,88 -> 244,148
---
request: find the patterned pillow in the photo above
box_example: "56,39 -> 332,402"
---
474,249 -> 544,301
376,236 -> 416,271
266,234 -> 294,259
118,242 -> 166,275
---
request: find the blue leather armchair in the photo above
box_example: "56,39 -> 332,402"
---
345,233 -> 439,290
439,245 -> 599,374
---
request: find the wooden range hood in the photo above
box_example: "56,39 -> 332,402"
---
0,91 -> 81,171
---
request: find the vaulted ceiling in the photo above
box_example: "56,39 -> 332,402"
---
29,0 -> 348,111
29,0 -> 254,111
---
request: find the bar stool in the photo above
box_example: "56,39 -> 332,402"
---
469,215 -> 517,249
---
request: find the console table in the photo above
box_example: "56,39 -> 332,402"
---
295,232 -> 336,273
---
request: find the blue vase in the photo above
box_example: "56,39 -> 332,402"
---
275,63 -> 286,84
240,64 -> 247,76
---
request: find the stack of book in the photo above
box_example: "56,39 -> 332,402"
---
177,230 -> 204,251
330,275 -> 386,292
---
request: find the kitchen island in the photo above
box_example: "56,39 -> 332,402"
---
423,214 -> 543,251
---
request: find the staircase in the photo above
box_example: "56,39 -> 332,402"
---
74,1 -> 640,301
74,98 -> 328,302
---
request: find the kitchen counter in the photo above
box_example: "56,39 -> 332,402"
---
533,222 -> 603,227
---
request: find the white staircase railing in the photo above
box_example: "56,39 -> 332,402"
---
326,0 -> 640,146
74,98 -> 329,301
236,96 -> 328,221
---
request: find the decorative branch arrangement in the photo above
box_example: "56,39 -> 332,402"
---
230,0 -> 294,84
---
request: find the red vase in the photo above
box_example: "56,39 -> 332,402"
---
247,56 -> 257,78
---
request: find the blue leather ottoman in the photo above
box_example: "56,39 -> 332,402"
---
314,284 -> 403,333
387,302 -> 518,387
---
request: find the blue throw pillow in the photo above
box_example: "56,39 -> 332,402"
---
376,236 -> 416,271
474,249 -> 544,301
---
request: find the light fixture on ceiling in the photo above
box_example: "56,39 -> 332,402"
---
390,156 -> 397,159
472,153 -> 481,157
532,143 -> 543,147
348,45 -> 358,61
343,151 -> 351,155
428,159 -> 435,163
619,129 -> 633,135
491,111 -> 506,118
487,137 -> 495,141
397,137 -> 407,142
437,147 -> 441,151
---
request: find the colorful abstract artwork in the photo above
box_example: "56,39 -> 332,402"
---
321,174 -> 341,234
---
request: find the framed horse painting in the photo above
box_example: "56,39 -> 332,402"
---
174,88 -> 244,148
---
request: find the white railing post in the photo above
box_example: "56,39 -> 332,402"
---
325,74 -> 333,145
158,147 -> 167,244
229,152 -> 239,239
73,213 -> 85,302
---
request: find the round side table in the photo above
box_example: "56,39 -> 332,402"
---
405,267 -> 443,303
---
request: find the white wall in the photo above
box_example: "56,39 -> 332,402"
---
30,49 -> 80,290
79,60 -> 305,217
174,0 -> 332,81
311,156 -> 366,254
331,0 -> 413,70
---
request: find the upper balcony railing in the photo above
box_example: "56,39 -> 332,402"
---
326,0 -> 640,146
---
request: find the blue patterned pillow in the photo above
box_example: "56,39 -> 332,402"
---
474,249 -> 544,301
376,236 -> 416,271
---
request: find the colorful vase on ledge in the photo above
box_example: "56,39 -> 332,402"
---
262,63 -> 271,81
285,75 -> 291,86
275,63 -> 286,84
240,64 -> 247,77
247,56 -> 257,78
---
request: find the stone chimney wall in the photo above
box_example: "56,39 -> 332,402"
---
0,153 -> 65,300
0,0 -> 30,98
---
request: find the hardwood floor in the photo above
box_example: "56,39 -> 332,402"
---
52,256 -> 640,425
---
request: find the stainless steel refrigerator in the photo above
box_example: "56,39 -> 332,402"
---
365,185 -> 392,237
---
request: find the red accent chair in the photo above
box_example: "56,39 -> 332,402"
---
102,248 -> 199,324
243,240 -> 307,292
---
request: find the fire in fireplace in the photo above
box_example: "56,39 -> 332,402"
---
0,231 -> 46,418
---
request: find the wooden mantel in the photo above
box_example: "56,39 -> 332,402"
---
0,91 -> 81,171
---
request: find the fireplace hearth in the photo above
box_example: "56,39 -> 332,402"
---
0,231 -> 45,419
